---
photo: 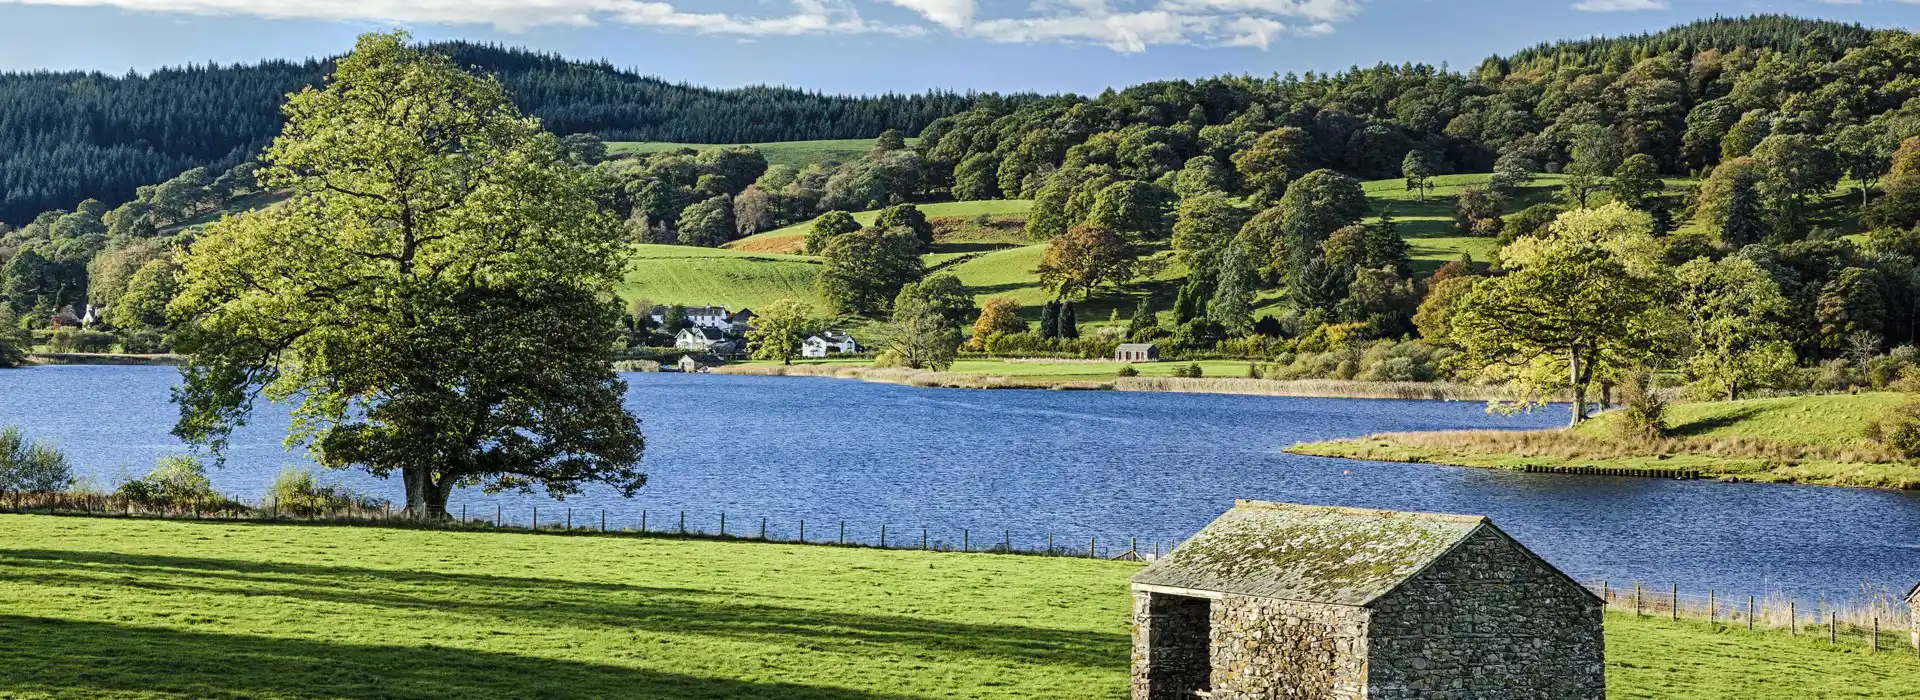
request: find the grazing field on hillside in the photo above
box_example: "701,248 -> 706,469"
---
1290,393 -> 1920,490
606,138 -> 914,167
619,245 -> 821,309
3,515 -> 1916,699
729,200 -> 1035,254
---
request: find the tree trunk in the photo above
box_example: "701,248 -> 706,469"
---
402,466 -> 452,519
1728,379 -> 1739,403
1568,347 -> 1587,427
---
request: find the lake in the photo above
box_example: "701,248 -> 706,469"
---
3,364 -> 1918,605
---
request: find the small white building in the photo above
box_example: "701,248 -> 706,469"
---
801,333 -> 861,358
675,327 -> 728,352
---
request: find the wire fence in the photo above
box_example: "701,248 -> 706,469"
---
1589,580 -> 1918,655
7,489 -> 1916,655
0,491 -> 1172,561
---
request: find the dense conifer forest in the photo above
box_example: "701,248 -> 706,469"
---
0,42 -> 979,224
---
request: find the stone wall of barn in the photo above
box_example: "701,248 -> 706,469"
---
1206,595 -> 1368,700
1132,591 -> 1213,700
1364,527 -> 1606,700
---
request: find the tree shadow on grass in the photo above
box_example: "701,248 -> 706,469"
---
0,614 -> 920,700
1663,406 -> 1766,439
0,548 -> 1127,672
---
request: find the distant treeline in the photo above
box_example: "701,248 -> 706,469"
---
0,42 -> 986,224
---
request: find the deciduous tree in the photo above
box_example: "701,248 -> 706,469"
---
168,32 -> 645,518
816,227 -> 924,315
746,298 -> 818,365
1034,225 -> 1145,299
1675,256 -> 1795,400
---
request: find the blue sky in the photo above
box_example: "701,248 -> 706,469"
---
0,1 -> 1913,95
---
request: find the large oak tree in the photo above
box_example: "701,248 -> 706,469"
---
169,32 -> 644,517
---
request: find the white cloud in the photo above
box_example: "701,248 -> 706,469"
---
0,0 -> 1365,50
1570,0 -> 1667,12
0,0 -> 919,34
876,0 -> 974,28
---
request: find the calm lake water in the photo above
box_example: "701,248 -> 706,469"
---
3,365 -> 1918,604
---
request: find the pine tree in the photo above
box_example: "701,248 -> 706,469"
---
1722,171 -> 1769,247
1039,301 -> 1060,340
1057,301 -> 1079,339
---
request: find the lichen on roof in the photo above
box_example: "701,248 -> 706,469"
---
1132,500 -> 1487,607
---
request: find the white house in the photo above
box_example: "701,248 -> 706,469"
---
675,327 -> 728,352
801,333 -> 861,358
652,305 -> 733,331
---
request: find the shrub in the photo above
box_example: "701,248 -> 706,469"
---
45,328 -> 115,353
1612,375 -> 1668,443
0,426 -> 73,493
264,468 -> 383,517
1116,365 -> 1139,377
116,455 -> 229,510
1172,362 -> 1205,378
120,330 -> 171,354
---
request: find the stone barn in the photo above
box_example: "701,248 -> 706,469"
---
1130,500 -> 1604,700
1907,582 -> 1919,650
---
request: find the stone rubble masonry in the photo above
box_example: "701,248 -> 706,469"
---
1132,526 -> 1605,699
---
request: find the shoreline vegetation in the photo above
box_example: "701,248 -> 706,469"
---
3,514 -> 1916,699
1289,393 -> 1920,490
711,361 -> 1512,400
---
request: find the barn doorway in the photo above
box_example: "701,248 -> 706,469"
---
1146,593 -> 1212,699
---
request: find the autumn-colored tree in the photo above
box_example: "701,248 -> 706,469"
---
967,296 -> 1028,349
1034,226 -> 1146,299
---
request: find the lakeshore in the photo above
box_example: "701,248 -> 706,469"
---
1288,393 -> 1920,490
712,360 -> 1511,400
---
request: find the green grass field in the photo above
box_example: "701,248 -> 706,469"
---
2,515 -> 1915,699
1579,392 -> 1907,450
606,138 -> 915,168
731,200 -> 1035,253
1291,393 -> 1920,489
619,244 -> 822,309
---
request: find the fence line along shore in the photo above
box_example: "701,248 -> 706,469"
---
4,488 -> 1914,656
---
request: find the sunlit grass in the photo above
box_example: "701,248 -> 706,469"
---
1,515 -> 1915,698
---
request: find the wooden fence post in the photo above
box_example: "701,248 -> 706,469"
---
496,504 -> 501,527
720,512 -> 726,537
1089,537 -> 1096,559
1708,589 -> 1715,623
1790,602 -> 1796,634
839,520 -> 845,545
600,510 -> 606,532
963,529 -> 969,553
1004,530 -> 1011,553
566,508 -> 572,530
1634,584 -> 1642,617
761,517 -> 767,540
532,506 -> 538,529
679,510 -> 686,534
1672,584 -> 1678,621
799,520 -> 805,543
1872,617 -> 1878,652
1748,596 -> 1754,630
1830,613 -> 1836,645
880,524 -> 886,549
641,509 -> 648,532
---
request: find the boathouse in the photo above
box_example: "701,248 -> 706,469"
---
1130,500 -> 1605,700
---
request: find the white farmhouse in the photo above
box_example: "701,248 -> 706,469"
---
675,327 -> 728,352
652,305 -> 733,331
801,333 -> 861,358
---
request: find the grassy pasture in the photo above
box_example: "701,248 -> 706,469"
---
729,200 -> 1035,254
1290,393 -> 1920,489
606,138 -> 915,168
2,515 -> 1916,699
619,244 -> 822,309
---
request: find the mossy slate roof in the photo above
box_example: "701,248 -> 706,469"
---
1132,500 -> 1489,607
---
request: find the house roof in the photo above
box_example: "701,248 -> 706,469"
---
1133,500 -> 1516,607
1116,343 -> 1158,352
681,327 -> 725,340
808,333 -> 856,344
1907,582 -> 1920,604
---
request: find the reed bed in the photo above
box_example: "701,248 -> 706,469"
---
1115,377 -> 1510,401
1366,429 -> 1904,465
713,364 -> 1113,390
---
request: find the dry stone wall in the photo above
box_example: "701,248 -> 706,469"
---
1207,595 -> 1368,700
1364,528 -> 1605,700
1133,592 -> 1212,700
